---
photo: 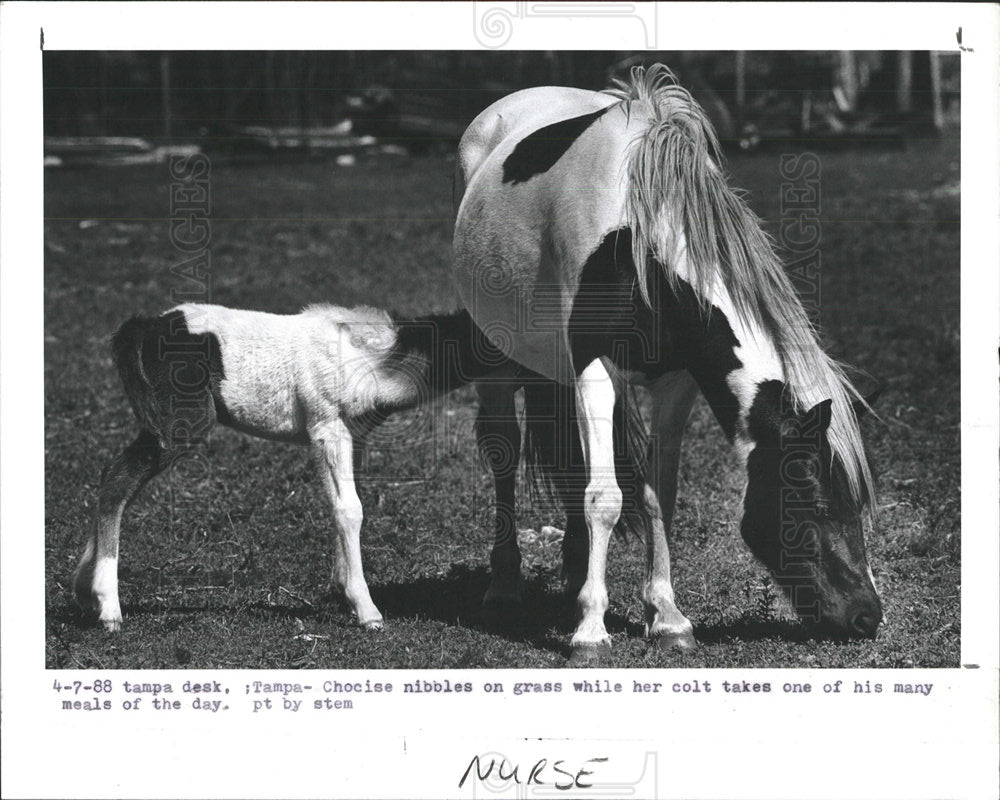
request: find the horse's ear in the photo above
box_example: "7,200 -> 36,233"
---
804,399 -> 833,434
851,385 -> 884,421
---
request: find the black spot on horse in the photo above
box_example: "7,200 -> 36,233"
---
380,310 -> 510,414
568,227 -> 744,440
501,106 -> 610,184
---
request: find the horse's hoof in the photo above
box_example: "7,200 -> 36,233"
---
101,618 -> 123,633
568,641 -> 612,667
360,619 -> 384,632
654,630 -> 697,652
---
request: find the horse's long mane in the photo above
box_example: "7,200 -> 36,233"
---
608,64 -> 875,510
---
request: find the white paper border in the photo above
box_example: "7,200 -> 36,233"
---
2,3 -> 998,799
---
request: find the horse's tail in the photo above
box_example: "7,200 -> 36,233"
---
521,374 -> 649,540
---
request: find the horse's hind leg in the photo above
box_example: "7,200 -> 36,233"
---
643,371 -> 699,651
311,418 -> 382,630
74,429 -> 164,631
522,378 -> 587,604
475,378 -> 523,615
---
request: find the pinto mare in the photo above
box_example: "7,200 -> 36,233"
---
73,303 -> 510,631
453,65 -> 883,661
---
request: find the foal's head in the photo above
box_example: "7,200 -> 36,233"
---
740,383 -> 882,638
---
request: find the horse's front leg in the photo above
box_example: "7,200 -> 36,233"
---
311,418 -> 382,630
475,377 -> 523,617
642,371 -> 699,651
74,429 -> 164,631
569,359 -> 621,664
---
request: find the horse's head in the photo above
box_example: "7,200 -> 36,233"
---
741,395 -> 882,638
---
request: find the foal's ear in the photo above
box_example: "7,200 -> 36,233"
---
851,385 -> 884,421
803,399 -> 833,434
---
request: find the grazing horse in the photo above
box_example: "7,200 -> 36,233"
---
74,302 -> 510,631
453,65 -> 883,661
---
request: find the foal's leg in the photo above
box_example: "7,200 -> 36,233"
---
475,378 -> 523,612
311,418 -> 382,629
642,371 -> 700,651
74,429 -> 164,631
569,358 -> 621,662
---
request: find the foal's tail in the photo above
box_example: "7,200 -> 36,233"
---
521,374 -> 649,540
112,316 -> 164,441
111,310 -> 221,449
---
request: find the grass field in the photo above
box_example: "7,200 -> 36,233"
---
44,140 -> 960,668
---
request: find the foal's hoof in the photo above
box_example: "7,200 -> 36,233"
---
80,608 -> 122,632
101,617 -> 123,633
360,619 -> 384,632
568,641 -> 612,667
75,590 -> 123,632
653,630 -> 697,652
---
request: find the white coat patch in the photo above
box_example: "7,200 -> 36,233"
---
176,303 -> 406,440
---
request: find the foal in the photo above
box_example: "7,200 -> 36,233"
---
74,302 -> 509,631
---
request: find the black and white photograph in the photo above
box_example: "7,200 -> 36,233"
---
43,48 -> 962,668
2,3 -> 997,799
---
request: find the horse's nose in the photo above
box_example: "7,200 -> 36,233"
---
849,606 -> 882,638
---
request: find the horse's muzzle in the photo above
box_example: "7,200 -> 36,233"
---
817,597 -> 883,640
841,599 -> 884,639
849,609 -> 882,638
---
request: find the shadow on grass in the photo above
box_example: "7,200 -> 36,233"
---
48,572 -> 320,632
48,598 -> 271,629
51,567 -> 840,659
369,563 -> 644,658
50,564 -> 597,658
692,615 -> 869,646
